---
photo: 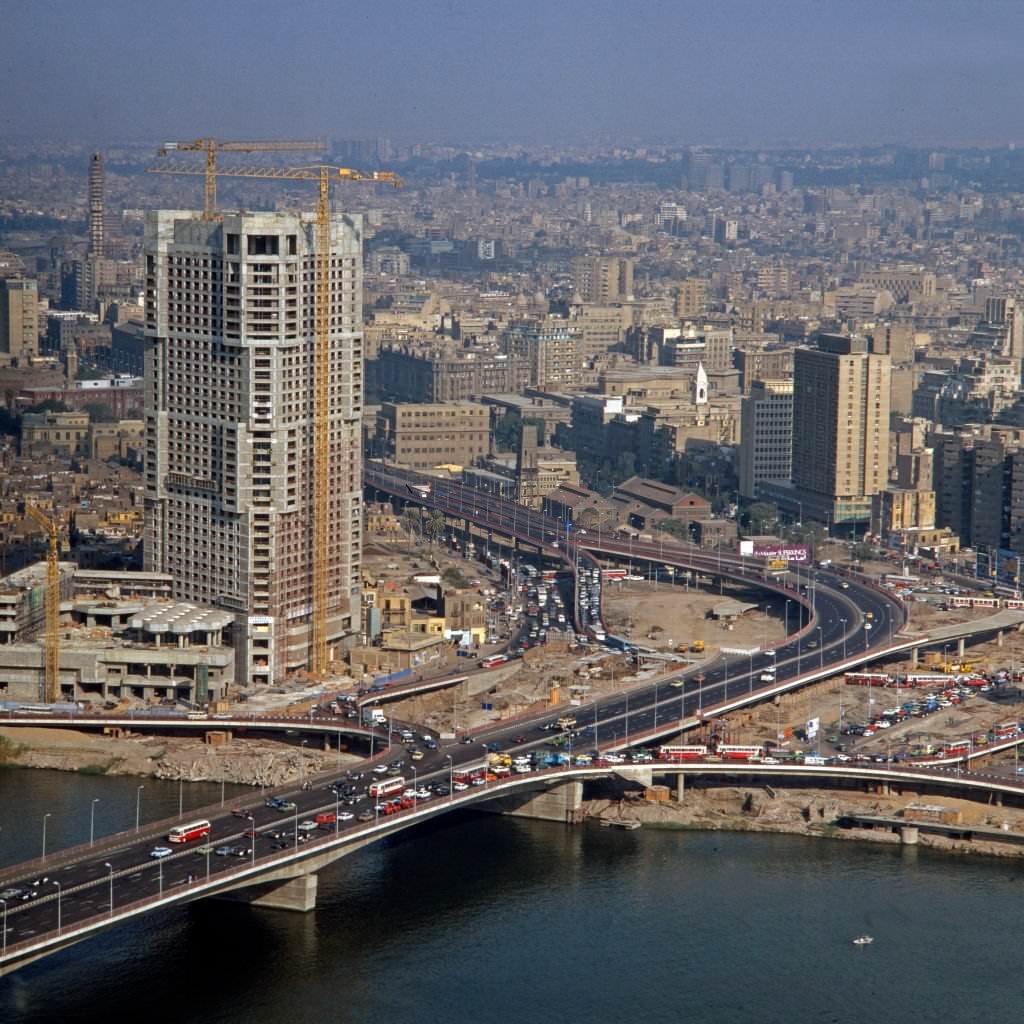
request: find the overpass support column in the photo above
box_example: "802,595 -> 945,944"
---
958,637 -> 966,658
910,648 -> 919,667
998,630 -> 1005,649
676,774 -> 685,802
900,826 -> 919,846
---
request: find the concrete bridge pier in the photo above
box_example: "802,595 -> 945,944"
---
248,872 -> 319,912
958,637 -> 966,658
503,780 -> 584,824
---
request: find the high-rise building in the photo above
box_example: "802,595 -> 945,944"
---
789,333 -> 890,524
572,256 -> 633,303
143,209 -> 363,687
739,379 -> 794,499
0,277 -> 38,365
88,152 -> 105,258
675,277 -> 707,318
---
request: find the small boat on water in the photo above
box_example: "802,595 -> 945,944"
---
852,935 -> 874,946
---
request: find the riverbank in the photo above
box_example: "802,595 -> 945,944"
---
584,784 -> 1024,859
0,726 -> 361,787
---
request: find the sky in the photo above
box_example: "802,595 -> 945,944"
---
4,0 -> 1024,148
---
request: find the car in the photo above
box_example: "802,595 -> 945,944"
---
215,846 -> 236,856
337,811 -> 355,821
357,810 -> 375,822
435,785 -> 450,796
233,847 -> 253,858
0,888 -> 22,900
761,756 -> 779,764
19,890 -> 38,901
275,800 -> 297,812
150,846 -> 173,859
372,764 -> 389,775
297,820 -> 319,832
410,749 -> 424,761
194,843 -> 216,855
453,781 -> 469,791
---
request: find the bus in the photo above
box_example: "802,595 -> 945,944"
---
659,744 -> 709,762
844,673 -> 892,687
369,776 -> 406,799
601,568 -> 627,582
718,744 -> 765,761
167,819 -> 211,844
992,722 -> 1020,741
481,654 -> 509,669
941,741 -> 971,759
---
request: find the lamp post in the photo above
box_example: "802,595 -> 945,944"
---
104,862 -> 114,917
90,798 -> 100,847
412,766 -> 418,809
817,626 -> 824,669
300,739 -> 308,788
52,880 -> 62,936
0,898 -> 6,956
446,754 -> 454,802
840,618 -> 847,662
135,785 -> 145,833
178,777 -> 184,819
41,812 -> 51,862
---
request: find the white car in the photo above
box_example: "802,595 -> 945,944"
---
336,811 -> 355,822
150,846 -> 173,859
453,781 -> 469,791
297,820 -> 319,832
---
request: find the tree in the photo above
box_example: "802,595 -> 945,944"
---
657,518 -> 690,541
442,566 -> 469,589
745,502 -> 779,535
493,411 -> 520,452
399,508 -> 422,548
423,509 -> 446,546
26,399 -> 68,414
84,401 -> 116,423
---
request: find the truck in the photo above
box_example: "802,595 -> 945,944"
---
766,558 -> 788,572
543,753 -> 570,767
690,640 -> 705,654
362,707 -> 386,727
556,714 -> 577,730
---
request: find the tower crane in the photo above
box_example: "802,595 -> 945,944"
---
25,503 -> 61,703
155,138 -> 327,219
148,158 -> 401,677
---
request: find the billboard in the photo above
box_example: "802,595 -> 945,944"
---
739,540 -> 810,563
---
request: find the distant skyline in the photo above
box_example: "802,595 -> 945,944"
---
4,0 -> 1024,148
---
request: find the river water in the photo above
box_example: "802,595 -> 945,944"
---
1,767 -> 1021,1024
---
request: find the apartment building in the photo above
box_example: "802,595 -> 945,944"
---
375,401 -> 490,469
738,379 -> 794,499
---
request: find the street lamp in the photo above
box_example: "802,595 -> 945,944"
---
41,812 -> 51,862
840,618 -> 847,662
90,798 -> 100,847
135,785 -> 145,833
412,765 -> 418,808
817,626 -> 824,668
446,754 -> 454,801
104,862 -> 114,918
52,880 -> 62,936
0,898 -> 6,956
300,739 -> 309,788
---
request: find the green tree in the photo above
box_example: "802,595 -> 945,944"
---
423,509 -> 446,546
84,401 -> 116,423
442,566 -> 469,589
26,399 -> 68,414
493,411 -> 520,452
745,501 -> 779,534
399,507 -> 422,548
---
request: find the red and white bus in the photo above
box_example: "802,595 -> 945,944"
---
481,654 -> 509,669
941,741 -> 971,759
167,819 -> 211,844
601,568 -> 627,582
718,744 -> 764,761
369,776 -> 406,799
659,744 -> 708,762
844,673 -> 891,687
992,722 -> 1020,741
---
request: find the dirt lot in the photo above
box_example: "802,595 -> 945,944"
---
602,581 -> 786,657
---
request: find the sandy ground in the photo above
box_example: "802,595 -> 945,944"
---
602,581 -> 787,657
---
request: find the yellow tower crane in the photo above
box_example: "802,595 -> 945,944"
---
25,503 -> 61,703
148,158 -> 401,677
156,138 -> 327,219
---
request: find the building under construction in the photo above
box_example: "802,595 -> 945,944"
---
143,209 -> 364,686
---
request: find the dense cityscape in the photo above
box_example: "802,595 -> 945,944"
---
5,3 -> 1024,1021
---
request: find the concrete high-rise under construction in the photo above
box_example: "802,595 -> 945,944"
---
143,209 -> 364,686
88,152 -> 105,257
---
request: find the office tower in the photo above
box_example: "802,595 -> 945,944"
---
88,152 -> 105,257
739,379 -> 794,499
0,277 -> 39,365
791,333 -> 890,524
144,209 -> 363,686
675,277 -> 707,319
572,256 -> 633,304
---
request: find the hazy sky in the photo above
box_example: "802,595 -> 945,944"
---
4,0 -> 1024,147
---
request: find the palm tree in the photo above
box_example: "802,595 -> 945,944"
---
400,507 -> 422,549
424,509 -> 446,548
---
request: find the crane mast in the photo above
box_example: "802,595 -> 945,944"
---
25,503 -> 60,703
148,153 -> 400,677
